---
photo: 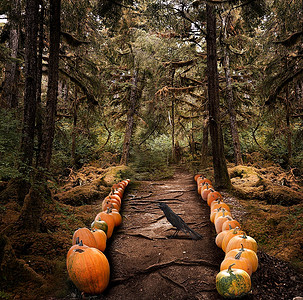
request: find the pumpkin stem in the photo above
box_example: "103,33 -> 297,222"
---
240,244 -> 245,252
222,208 -> 226,217
241,232 -> 248,239
79,240 -> 83,246
227,263 -> 236,273
228,224 -> 232,230
232,227 -> 240,234
235,251 -> 243,260
76,236 -> 80,245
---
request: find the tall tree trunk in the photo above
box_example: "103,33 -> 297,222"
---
201,117 -> 209,168
189,109 -> 196,158
120,69 -> 139,165
20,0 -> 39,168
285,84 -> 292,165
2,0 -> 21,109
222,15 -> 243,165
206,3 -> 231,189
38,0 -> 61,169
171,67 -> 176,163
36,1 -> 45,166
71,94 -> 78,167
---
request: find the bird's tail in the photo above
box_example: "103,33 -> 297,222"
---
184,225 -> 202,240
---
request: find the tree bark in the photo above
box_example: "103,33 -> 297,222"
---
206,3 -> 231,189
17,187 -> 45,231
35,1 -> 45,166
222,15 -> 243,165
71,93 -> 79,167
20,0 -> 39,168
38,0 -> 61,169
201,117 -> 209,168
171,67 -> 176,163
2,0 -> 21,109
120,69 -> 139,165
285,84 -> 292,165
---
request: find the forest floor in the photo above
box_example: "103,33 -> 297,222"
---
94,168 -> 303,300
1,166 -> 303,299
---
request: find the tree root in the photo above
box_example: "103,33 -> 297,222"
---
0,234 -> 46,289
159,271 -> 188,292
111,258 -> 219,286
125,233 -> 167,240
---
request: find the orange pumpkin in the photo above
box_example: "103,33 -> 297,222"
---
67,247 -> 110,294
72,228 -> 97,248
201,187 -> 214,201
112,188 -> 123,199
109,209 -> 122,227
214,211 -> 233,234
95,210 -> 115,238
207,191 -> 223,206
210,207 -> 222,223
67,238 -> 88,262
225,244 -> 258,272
225,233 -> 258,254
214,208 -> 232,223
118,181 -> 127,189
220,251 -> 253,276
211,201 -> 231,213
215,230 -> 229,249
107,194 -> 122,204
221,219 -> 241,232
194,174 -> 202,181
198,177 -> 212,186
222,227 -> 246,253
102,199 -> 120,211
92,229 -> 107,252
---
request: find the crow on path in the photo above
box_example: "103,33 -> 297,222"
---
158,202 -> 202,240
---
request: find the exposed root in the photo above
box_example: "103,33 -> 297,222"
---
159,271 -> 188,292
111,258 -> 219,286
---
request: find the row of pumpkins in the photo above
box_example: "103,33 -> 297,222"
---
66,179 -> 130,295
194,174 -> 258,299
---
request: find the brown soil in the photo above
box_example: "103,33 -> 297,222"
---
73,168 -> 302,300
1,168 -> 302,299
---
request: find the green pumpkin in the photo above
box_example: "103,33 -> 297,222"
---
216,264 -> 251,298
91,220 -> 108,234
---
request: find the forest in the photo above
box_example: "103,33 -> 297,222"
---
0,0 -> 302,299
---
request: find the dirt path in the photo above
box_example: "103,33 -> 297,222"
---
101,169 -> 225,300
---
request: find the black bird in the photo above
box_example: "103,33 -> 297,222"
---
158,202 -> 202,240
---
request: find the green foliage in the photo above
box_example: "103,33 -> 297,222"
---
0,290 -> 12,300
130,134 -> 174,180
0,109 -> 21,180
